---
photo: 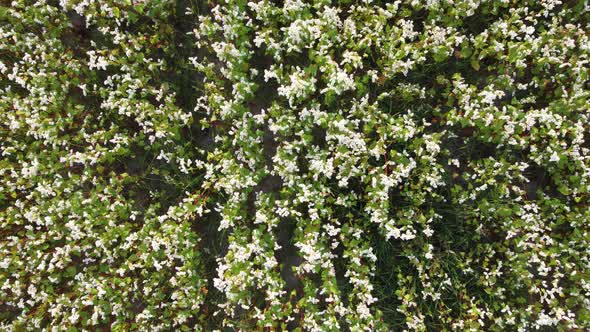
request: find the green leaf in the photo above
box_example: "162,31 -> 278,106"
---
433,46 -> 450,63
471,58 -> 480,71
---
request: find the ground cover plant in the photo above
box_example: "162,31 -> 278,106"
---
1,0 -> 589,330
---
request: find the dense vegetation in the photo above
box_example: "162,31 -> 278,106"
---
1,0 -> 589,330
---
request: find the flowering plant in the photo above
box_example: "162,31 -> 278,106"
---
1,0 -> 589,330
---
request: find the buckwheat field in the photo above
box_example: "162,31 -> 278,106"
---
1,0 -> 589,331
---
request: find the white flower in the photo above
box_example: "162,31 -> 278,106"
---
425,244 -> 434,259
277,66 -> 316,106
